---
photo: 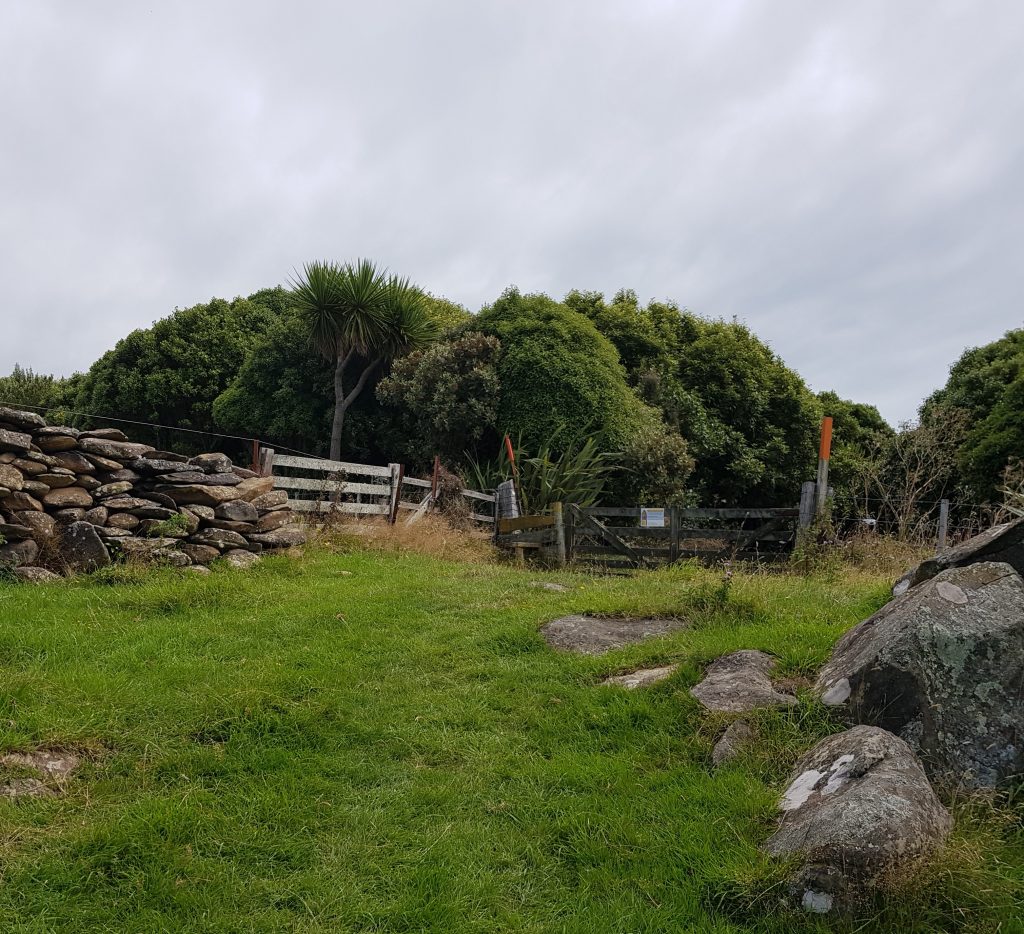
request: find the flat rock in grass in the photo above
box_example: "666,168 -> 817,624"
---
712,720 -> 755,766
61,521 -> 111,572
1,748 -> 80,781
13,566 -> 62,583
765,726 -> 952,915
690,650 -> 798,713
818,561 -> 1024,789
0,406 -> 46,431
0,428 -> 32,455
77,438 -> 153,461
540,615 -> 689,655
894,517 -> 1024,595
0,464 -> 25,492
246,526 -> 306,548
160,484 -> 241,507
530,581 -> 570,592
602,664 -> 678,689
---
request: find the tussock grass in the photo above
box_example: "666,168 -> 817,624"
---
0,548 -> 1019,932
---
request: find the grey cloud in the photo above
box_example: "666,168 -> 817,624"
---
1,0 -> 1022,423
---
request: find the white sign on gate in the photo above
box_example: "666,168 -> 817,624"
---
640,507 -> 665,528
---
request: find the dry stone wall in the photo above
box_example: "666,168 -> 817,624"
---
0,406 -> 305,580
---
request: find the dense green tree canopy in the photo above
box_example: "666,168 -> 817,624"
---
376,332 -> 501,468
566,290 -> 822,505
923,328 -> 1024,500
73,289 -> 283,450
473,288 -> 646,455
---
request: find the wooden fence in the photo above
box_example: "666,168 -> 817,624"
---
258,448 -> 496,525
495,502 -> 800,568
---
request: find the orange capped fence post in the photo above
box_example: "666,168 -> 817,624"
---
814,416 -> 833,517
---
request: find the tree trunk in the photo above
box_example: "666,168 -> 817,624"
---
330,352 -> 381,461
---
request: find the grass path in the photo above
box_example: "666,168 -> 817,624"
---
0,550 -> 1020,932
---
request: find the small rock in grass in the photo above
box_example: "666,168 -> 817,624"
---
690,650 -> 797,713
711,720 -> 755,766
602,665 -> 678,689
221,549 -> 260,569
530,581 -> 570,592
13,566 -> 62,583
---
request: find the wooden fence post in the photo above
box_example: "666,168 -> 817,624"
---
552,501 -> 566,567
798,481 -> 816,531
259,447 -> 275,479
669,505 -> 680,563
564,502 -> 575,563
388,463 -> 403,524
815,417 -> 833,517
937,499 -> 949,552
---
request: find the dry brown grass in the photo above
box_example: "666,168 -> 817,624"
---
306,513 -> 497,563
833,530 -> 933,577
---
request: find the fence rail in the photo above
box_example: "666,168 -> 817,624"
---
260,447 -> 495,525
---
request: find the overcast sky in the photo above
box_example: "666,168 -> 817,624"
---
2,1 -> 1022,425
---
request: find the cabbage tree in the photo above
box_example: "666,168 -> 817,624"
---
291,259 -> 438,460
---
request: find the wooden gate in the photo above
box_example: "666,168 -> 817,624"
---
566,504 -> 799,568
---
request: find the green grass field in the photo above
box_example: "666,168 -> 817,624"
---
0,546 -> 1021,932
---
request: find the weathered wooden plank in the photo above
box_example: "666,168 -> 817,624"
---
275,477 -> 390,496
575,544 -> 670,558
405,491 -> 434,525
271,454 -> 392,478
461,489 -> 496,503
289,500 -> 388,515
581,506 -> 798,520
402,476 -> 432,488
496,529 -> 555,545
497,515 -> 556,533
470,512 -> 495,524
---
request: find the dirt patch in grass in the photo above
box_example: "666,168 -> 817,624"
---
541,614 -> 689,655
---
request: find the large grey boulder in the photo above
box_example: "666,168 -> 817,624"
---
817,561 -> 1024,789
765,726 -> 952,914
894,517 -> 1024,595
61,521 -> 111,573
690,650 -> 798,713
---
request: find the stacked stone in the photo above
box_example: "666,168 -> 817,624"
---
0,406 -> 305,580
